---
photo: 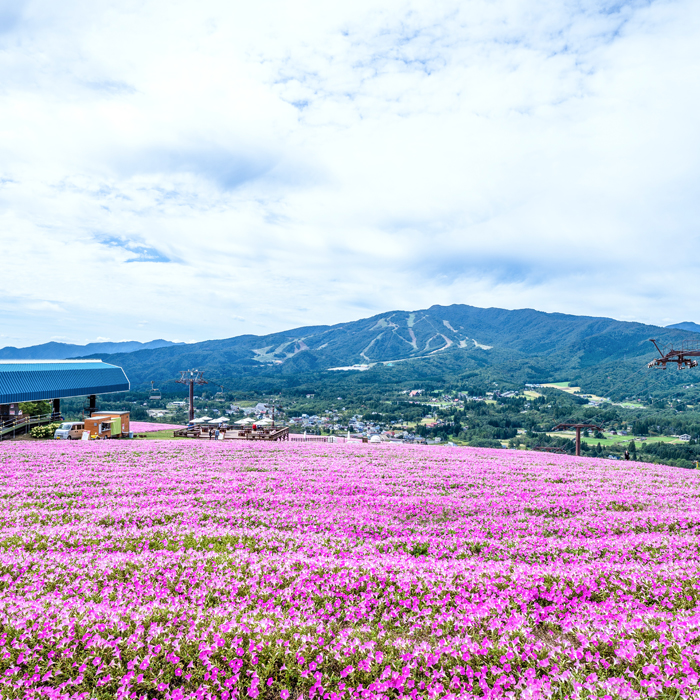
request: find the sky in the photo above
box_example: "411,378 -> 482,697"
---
1,0 -> 699,348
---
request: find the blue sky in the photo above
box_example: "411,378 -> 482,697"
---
1,0 -> 699,347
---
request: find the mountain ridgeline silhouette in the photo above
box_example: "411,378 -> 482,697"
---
0,339 -> 181,361
666,322 -> 700,334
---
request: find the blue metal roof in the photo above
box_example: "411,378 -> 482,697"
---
0,361 -> 130,404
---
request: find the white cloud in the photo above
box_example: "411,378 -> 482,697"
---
1,0 -> 699,345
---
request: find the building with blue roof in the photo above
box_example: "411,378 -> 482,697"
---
0,360 -> 130,419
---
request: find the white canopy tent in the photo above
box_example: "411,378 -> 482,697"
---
191,417 -> 212,424
234,417 -> 255,425
208,417 -> 228,424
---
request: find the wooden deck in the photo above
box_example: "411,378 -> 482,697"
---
173,426 -> 290,441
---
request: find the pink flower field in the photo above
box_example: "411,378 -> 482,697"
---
1,441 -> 700,699
130,423 -> 186,433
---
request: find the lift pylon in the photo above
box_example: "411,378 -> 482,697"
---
552,423 -> 603,457
176,370 -> 208,422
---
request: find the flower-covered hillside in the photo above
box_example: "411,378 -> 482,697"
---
0,442 -> 699,699
130,422 -> 186,433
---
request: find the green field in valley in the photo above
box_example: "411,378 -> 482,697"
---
573,433 -> 681,447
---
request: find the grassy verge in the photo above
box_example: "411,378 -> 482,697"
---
136,430 -> 185,440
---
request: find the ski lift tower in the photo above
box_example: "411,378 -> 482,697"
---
269,403 -> 283,426
648,339 -> 700,370
552,423 -> 603,457
176,370 -> 208,422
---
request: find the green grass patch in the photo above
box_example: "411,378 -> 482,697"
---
137,430 -> 185,440
579,435 -> 680,447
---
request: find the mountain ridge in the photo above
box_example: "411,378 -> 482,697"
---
78,304 -> 698,391
0,339 -> 182,361
667,322 -> 700,334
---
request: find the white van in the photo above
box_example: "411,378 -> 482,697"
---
54,422 -> 86,440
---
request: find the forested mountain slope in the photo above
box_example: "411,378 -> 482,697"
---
83,305 -> 697,393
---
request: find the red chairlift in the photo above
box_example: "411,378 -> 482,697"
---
648,339 -> 700,370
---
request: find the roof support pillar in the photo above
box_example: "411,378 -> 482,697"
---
575,427 -> 581,457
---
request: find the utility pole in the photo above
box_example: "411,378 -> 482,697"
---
176,370 -> 208,423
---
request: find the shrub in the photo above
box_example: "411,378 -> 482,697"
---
468,437 -> 503,448
30,423 -> 61,439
